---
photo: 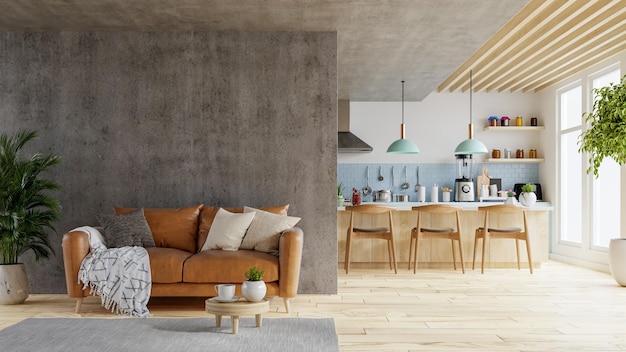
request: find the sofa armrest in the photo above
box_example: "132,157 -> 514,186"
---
278,227 -> 304,298
62,230 -> 91,298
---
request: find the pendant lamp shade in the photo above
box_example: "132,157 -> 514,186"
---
387,81 -> 420,154
454,70 -> 487,155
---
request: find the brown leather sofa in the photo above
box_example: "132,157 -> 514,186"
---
62,204 -> 303,313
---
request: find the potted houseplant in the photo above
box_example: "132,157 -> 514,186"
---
578,74 -> 626,177
337,182 -> 345,207
0,130 -> 61,304
518,183 -> 537,207
241,266 -> 266,302
505,189 -> 516,204
578,74 -> 626,286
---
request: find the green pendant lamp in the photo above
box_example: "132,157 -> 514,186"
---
387,81 -> 420,154
454,70 -> 488,155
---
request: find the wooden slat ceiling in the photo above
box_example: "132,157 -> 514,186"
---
438,0 -> 626,94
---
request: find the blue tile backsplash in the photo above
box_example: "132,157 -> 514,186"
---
338,163 -> 539,202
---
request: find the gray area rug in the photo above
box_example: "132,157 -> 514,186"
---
0,317 -> 339,352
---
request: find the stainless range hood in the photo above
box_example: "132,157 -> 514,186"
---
338,100 -> 373,153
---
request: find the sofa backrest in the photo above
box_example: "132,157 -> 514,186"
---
197,204 -> 289,252
115,205 -> 203,253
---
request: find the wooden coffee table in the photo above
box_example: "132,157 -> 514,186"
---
205,298 -> 270,334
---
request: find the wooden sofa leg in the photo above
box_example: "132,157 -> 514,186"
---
75,297 -> 83,313
283,298 -> 291,313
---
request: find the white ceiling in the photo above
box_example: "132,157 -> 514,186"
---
0,0 -> 530,101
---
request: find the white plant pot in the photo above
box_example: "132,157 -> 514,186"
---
609,238 -> 626,287
0,263 -> 29,305
519,192 -> 537,207
241,280 -> 267,302
505,196 -> 516,204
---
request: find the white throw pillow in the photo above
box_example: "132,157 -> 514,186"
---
240,206 -> 301,256
201,208 -> 256,251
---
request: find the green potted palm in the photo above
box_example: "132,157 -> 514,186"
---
0,130 -> 61,304
578,74 -> 626,286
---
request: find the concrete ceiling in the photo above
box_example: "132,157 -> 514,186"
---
0,0 -> 529,101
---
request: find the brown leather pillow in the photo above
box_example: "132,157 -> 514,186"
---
115,205 -> 203,253
197,204 -> 289,252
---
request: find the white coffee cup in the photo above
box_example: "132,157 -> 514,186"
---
214,284 -> 235,300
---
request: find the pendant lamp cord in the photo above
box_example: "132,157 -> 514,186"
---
401,80 -> 405,124
469,70 -> 473,125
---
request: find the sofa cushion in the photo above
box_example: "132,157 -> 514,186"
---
198,204 -> 289,251
183,249 -> 279,283
115,205 -> 203,253
240,206 -> 301,256
146,247 -> 194,284
96,208 -> 155,248
200,208 -> 256,251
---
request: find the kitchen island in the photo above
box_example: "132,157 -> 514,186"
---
338,201 -> 552,270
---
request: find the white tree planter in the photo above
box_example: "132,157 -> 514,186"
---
609,238 -> 626,287
241,280 -> 267,302
0,263 -> 29,304
519,192 -> 537,207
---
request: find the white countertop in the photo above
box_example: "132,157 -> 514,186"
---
338,201 -> 553,211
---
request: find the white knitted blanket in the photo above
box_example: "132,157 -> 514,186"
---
75,226 -> 152,317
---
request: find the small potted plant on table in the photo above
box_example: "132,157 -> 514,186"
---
242,266 -> 266,302
518,183 -> 537,207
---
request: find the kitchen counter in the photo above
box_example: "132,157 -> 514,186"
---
337,201 -> 552,270
338,201 -> 553,211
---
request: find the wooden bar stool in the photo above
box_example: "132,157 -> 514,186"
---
344,204 -> 397,274
473,204 -> 533,274
409,204 -> 465,273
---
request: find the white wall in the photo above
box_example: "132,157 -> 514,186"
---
339,91 -> 541,164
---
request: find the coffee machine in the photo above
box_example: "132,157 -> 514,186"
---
455,155 -> 475,202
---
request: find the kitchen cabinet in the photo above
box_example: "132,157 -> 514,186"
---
483,125 -> 544,163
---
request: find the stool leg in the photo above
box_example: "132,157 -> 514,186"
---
387,240 -> 393,270
345,230 -> 352,274
450,239 -> 457,270
472,234 -> 479,270
515,239 -> 521,270
457,238 -> 465,274
525,236 -> 533,274
481,233 -> 487,274
390,238 -> 398,274
408,235 -> 414,270
414,234 -> 421,274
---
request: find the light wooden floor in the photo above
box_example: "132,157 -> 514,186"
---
2,260 -> 626,351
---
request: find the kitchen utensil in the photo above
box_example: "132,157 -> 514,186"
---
362,166 -> 372,196
378,166 -> 384,181
375,190 -> 392,202
401,166 -> 409,189
391,166 -> 395,187
395,194 -> 409,202
415,166 -> 421,192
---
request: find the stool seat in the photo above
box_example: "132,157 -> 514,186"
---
418,226 -> 455,233
353,227 -> 389,233
476,227 -> 522,233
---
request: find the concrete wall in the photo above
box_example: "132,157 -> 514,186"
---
0,32 -> 338,294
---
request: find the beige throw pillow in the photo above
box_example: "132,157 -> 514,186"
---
201,208 -> 256,251
240,206 -> 301,256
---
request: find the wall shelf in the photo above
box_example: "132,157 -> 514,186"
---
484,126 -> 545,131
485,158 -> 544,163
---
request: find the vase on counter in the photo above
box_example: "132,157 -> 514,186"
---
505,196 -> 516,204
337,195 -> 344,207
519,191 -> 537,207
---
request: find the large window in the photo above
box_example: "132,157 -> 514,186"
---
555,64 -> 621,266
559,85 -> 582,244
590,68 -> 621,248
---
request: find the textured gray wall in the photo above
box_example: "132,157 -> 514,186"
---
0,32 -> 338,294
